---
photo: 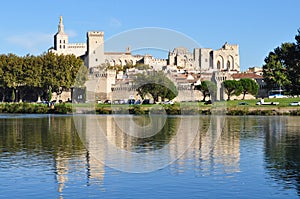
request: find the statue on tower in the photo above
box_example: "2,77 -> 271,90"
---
58,16 -> 64,33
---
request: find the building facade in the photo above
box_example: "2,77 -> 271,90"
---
168,43 -> 240,72
50,16 -> 240,73
49,16 -> 242,101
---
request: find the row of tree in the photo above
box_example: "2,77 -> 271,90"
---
195,78 -> 259,101
0,52 -> 87,102
223,79 -> 259,100
263,30 -> 300,95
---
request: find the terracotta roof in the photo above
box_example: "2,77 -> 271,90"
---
104,52 -> 131,55
231,73 -> 263,79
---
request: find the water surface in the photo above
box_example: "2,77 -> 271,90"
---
0,114 -> 299,198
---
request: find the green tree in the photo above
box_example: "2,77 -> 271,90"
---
223,80 -> 242,100
4,54 -> 23,102
195,81 -> 217,101
48,86 -> 52,102
0,54 -> 8,101
263,43 -> 292,91
286,30 -> 300,95
239,78 -> 259,99
135,72 -> 178,103
41,52 -> 58,100
41,52 -> 84,101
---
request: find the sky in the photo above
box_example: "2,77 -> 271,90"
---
1,0 -> 300,71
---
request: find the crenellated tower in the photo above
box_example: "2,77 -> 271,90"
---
87,31 -> 105,68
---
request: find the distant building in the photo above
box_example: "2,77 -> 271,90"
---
50,16 -> 240,72
246,66 -> 263,76
168,43 -> 240,73
48,16 -> 242,101
50,16 -> 87,57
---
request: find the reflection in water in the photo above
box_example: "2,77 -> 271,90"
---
0,115 -> 299,197
263,117 -> 300,195
74,114 -> 240,174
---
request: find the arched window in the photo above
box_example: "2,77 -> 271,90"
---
217,61 -> 221,69
227,60 -> 230,70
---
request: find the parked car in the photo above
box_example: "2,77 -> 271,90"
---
268,94 -> 287,98
256,101 -> 279,105
134,99 -> 142,105
162,101 -> 174,105
289,101 -> 300,106
128,99 -> 135,105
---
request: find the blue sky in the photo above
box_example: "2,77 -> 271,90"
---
1,0 -> 299,71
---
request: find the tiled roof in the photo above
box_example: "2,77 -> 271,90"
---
231,73 -> 263,79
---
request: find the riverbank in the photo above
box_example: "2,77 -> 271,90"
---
1,99 -> 300,115
0,103 -> 72,114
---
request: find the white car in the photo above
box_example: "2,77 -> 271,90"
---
268,94 -> 287,98
162,101 -> 174,105
289,102 -> 300,106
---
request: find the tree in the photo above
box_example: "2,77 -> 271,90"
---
195,81 -> 217,101
286,30 -> 300,95
0,52 -> 85,102
135,72 -> 178,103
4,54 -> 23,102
239,78 -> 259,99
262,30 -> 300,95
41,52 -> 84,101
223,80 -> 242,100
0,54 -> 7,102
263,43 -> 292,91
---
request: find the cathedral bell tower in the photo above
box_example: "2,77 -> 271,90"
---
54,16 -> 69,51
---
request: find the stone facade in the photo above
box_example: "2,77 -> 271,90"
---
49,16 -> 243,102
50,16 -> 87,57
50,17 -> 240,73
168,42 -> 240,72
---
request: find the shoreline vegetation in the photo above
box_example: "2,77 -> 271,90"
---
1,98 -> 300,116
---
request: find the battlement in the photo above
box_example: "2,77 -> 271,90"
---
68,43 -> 87,49
87,31 -> 104,37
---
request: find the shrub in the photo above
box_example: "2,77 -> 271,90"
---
54,103 -> 73,114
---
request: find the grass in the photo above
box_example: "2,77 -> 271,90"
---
225,97 -> 300,108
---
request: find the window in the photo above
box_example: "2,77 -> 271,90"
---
64,40 -> 65,44
60,40 -> 62,43
217,61 -> 221,69
93,50 -> 96,54
63,45 -> 65,49
205,58 -> 208,62
227,61 -> 230,69
96,58 -> 98,62
60,45 -> 62,49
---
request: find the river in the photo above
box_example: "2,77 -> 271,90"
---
0,114 -> 299,198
